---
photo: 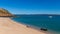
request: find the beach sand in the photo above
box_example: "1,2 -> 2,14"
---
0,17 -> 49,34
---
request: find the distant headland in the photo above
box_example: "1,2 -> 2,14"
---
0,8 -> 14,17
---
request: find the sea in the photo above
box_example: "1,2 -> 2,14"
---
11,14 -> 60,34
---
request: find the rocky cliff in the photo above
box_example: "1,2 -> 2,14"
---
0,8 -> 13,17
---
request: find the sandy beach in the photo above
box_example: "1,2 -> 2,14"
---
0,17 -> 49,34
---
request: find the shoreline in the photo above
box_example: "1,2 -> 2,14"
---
0,17 -> 50,34
12,21 -> 47,32
11,17 -> 51,34
11,17 -> 60,34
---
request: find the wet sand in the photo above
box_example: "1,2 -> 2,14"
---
0,17 -> 49,34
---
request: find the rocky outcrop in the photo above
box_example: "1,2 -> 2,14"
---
0,8 -> 14,17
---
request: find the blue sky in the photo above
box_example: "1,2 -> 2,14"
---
0,0 -> 60,14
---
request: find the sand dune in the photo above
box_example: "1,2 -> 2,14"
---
0,17 -> 48,34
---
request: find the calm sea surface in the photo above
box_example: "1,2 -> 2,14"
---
11,15 -> 60,34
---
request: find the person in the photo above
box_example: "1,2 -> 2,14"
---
26,25 -> 30,28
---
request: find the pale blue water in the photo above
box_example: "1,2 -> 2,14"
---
11,15 -> 60,34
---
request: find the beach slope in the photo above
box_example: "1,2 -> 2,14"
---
0,17 -> 47,34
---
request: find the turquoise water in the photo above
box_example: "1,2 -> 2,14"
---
12,15 -> 60,34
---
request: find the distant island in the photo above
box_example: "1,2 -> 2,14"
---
15,14 -> 60,16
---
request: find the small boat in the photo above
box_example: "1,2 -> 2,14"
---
49,16 -> 52,18
40,28 -> 47,31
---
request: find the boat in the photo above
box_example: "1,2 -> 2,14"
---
49,16 -> 52,18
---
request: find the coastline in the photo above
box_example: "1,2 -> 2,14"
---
0,17 -> 49,34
